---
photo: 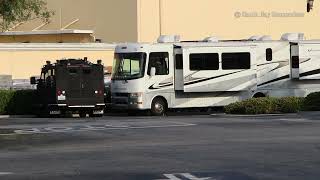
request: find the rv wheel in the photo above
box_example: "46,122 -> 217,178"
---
151,97 -> 167,116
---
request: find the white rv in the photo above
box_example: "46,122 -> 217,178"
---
111,33 -> 320,115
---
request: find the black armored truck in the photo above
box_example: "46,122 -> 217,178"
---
31,58 -> 105,117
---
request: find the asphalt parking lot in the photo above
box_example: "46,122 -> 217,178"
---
0,113 -> 320,180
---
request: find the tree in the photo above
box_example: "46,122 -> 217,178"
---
0,0 -> 54,32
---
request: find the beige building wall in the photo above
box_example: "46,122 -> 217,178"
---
138,0 -> 320,42
10,0 -> 320,43
15,0 -> 138,43
137,0 -> 161,43
0,46 -> 114,79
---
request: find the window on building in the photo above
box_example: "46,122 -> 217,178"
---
266,48 -> 272,61
189,53 -> 219,71
222,52 -> 251,70
175,54 -> 183,69
148,52 -> 169,75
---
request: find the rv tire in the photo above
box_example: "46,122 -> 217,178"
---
151,97 -> 167,116
253,92 -> 266,98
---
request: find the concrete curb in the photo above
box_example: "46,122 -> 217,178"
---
0,115 -> 36,119
298,111 -> 320,116
210,113 -> 297,118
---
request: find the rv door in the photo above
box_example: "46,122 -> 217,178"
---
174,48 -> 184,91
290,43 -> 300,79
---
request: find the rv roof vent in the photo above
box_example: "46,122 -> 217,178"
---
249,35 -> 263,41
157,35 -> 180,43
281,33 -> 304,41
203,36 -> 219,42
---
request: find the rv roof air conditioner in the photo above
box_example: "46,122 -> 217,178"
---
157,35 -> 180,43
203,36 -> 219,42
281,33 -> 304,41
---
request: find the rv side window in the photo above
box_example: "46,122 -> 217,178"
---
266,48 -> 272,61
222,52 -> 251,70
175,54 -> 183,69
292,56 -> 300,68
148,52 -> 169,75
189,53 -> 219,71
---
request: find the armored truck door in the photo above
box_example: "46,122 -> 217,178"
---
81,67 -> 94,103
81,66 -> 104,105
67,67 -> 82,104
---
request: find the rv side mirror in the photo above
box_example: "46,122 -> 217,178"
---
150,67 -> 156,77
30,76 -> 37,85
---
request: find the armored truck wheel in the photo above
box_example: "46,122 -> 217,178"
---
79,112 -> 87,118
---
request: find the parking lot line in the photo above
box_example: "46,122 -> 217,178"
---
0,172 -> 13,175
0,122 -> 197,136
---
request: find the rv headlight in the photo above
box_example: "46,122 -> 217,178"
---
129,92 -> 143,98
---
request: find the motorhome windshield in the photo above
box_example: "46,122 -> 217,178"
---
112,53 -> 146,80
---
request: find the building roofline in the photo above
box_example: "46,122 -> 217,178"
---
0,29 -> 94,36
0,43 -> 116,51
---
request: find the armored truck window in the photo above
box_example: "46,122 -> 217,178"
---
41,72 -> 45,80
83,69 -> 91,74
148,52 -> 169,75
266,48 -> 272,61
189,53 -> 219,71
222,52 -> 251,70
69,69 -> 78,74
175,54 -> 183,69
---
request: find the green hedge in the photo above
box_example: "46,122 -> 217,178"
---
303,92 -> 320,111
0,90 -> 36,115
224,97 -> 304,115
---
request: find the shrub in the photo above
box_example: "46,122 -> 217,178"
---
303,92 -> 320,111
276,97 -> 304,113
224,97 -> 304,115
0,90 -> 15,114
0,90 -> 36,115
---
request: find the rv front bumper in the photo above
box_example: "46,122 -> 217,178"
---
111,103 -> 146,110
111,95 -> 146,110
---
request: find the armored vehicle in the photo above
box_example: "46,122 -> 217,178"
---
31,58 -> 105,117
